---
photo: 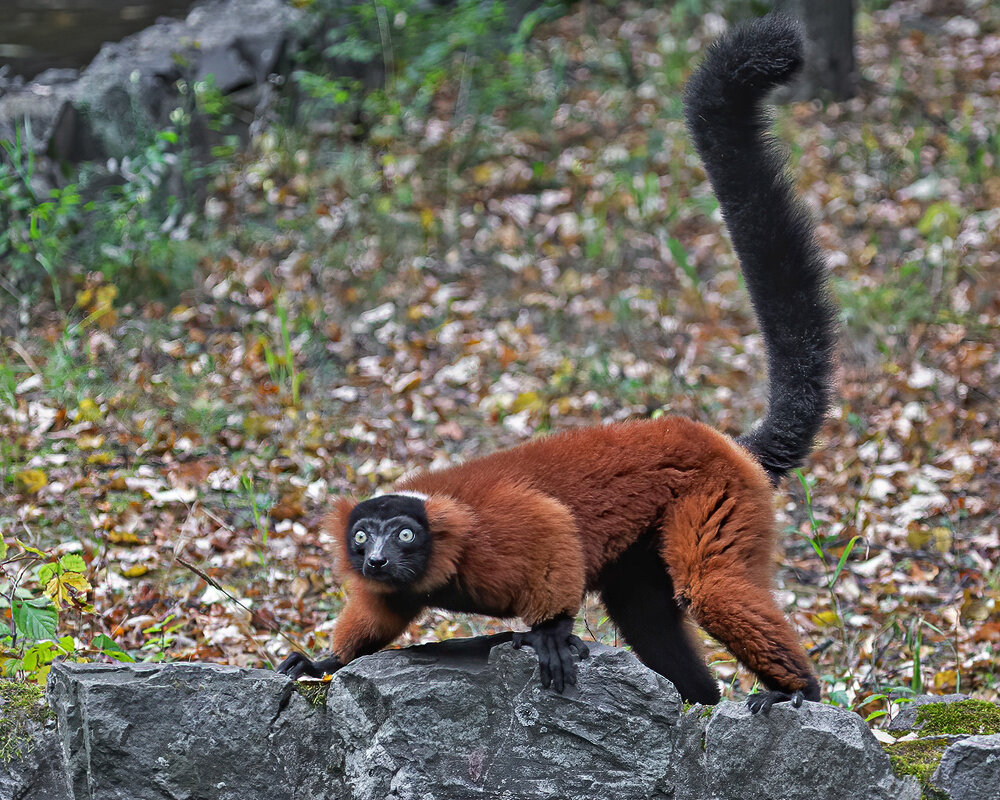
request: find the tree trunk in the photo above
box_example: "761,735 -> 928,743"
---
776,0 -> 856,101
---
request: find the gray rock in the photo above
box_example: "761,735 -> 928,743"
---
0,0 -> 304,164
326,635 -> 683,799
46,661 -> 340,800
0,715 -> 71,800
933,734 -> 1000,800
684,701 -> 921,800
888,694 -> 971,732
33,69 -> 81,86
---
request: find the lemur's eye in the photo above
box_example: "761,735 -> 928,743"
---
398,528 -> 415,543
353,530 -> 367,545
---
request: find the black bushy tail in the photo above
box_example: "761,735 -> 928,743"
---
683,15 -> 837,485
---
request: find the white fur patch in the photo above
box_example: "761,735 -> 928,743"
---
370,489 -> 429,502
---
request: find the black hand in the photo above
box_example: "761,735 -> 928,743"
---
747,689 -> 806,714
276,652 -> 344,679
512,615 -> 590,693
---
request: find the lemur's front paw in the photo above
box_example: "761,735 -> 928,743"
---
513,615 -> 590,693
276,652 -> 343,680
747,689 -> 806,714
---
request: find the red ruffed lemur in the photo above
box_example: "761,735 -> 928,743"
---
278,15 -> 837,714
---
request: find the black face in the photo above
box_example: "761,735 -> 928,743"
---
346,494 -> 431,587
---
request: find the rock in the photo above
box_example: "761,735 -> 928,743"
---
0,723 -> 70,800
676,700 -> 921,800
325,634 -> 683,799
887,694 -> 971,732
933,734 -> 1000,800
0,681 -> 71,800
0,0 -> 305,165
46,661 -> 340,800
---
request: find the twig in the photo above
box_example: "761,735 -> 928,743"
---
174,556 -> 301,662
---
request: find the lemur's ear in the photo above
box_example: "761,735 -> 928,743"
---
412,495 -> 476,592
327,496 -> 359,578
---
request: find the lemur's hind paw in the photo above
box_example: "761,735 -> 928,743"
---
747,689 -> 806,714
276,652 -> 343,680
513,615 -> 590,693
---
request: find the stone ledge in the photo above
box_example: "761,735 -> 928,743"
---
3,634 -> 943,800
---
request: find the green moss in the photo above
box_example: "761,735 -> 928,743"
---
915,699 -> 1000,736
0,680 -> 53,763
884,739 -> 949,800
293,680 -> 331,708
883,700 -> 1000,798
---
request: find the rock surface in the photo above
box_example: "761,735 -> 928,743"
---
0,716 -> 70,800
0,0 -> 304,164
0,634 -> 949,799
46,661 -> 334,800
675,701 -> 919,800
933,734 -> 1000,800
887,693 -> 971,732
325,635 -> 682,799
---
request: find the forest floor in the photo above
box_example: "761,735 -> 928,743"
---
2,0 -> 998,721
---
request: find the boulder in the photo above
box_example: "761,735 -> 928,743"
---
887,693 -> 971,732
0,0 -> 305,164
45,661 -> 336,800
933,734 -> 1000,800
674,701 -> 920,800
324,635 -> 682,799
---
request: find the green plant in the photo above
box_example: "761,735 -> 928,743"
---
793,468 -> 861,703
300,0 -> 564,124
0,85 -> 224,304
258,300 -> 307,405
0,122 -> 89,305
857,685 -> 915,724
240,474 -> 272,563
0,352 -> 27,409
0,537 -> 132,683
140,613 -> 184,659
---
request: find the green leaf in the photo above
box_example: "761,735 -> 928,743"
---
38,563 -> 57,585
0,538 -> 7,560
14,538 -> 46,558
91,634 -> 135,663
828,689 -> 851,707
667,237 -> 698,285
59,553 -> 86,572
23,641 -> 55,671
829,536 -> 861,588
12,598 -> 58,641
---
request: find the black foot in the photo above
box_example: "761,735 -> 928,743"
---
276,652 -> 343,680
512,615 -> 590,693
747,689 -> 806,714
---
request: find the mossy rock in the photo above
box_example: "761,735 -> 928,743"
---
913,699 -> 1000,737
0,680 -> 53,764
884,738 -> 948,800
883,699 -> 1000,799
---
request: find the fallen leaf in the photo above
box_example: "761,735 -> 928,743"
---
15,469 -> 48,494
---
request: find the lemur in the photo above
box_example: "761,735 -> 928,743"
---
278,15 -> 837,713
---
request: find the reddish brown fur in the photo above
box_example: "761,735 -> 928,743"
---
324,415 -> 819,699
